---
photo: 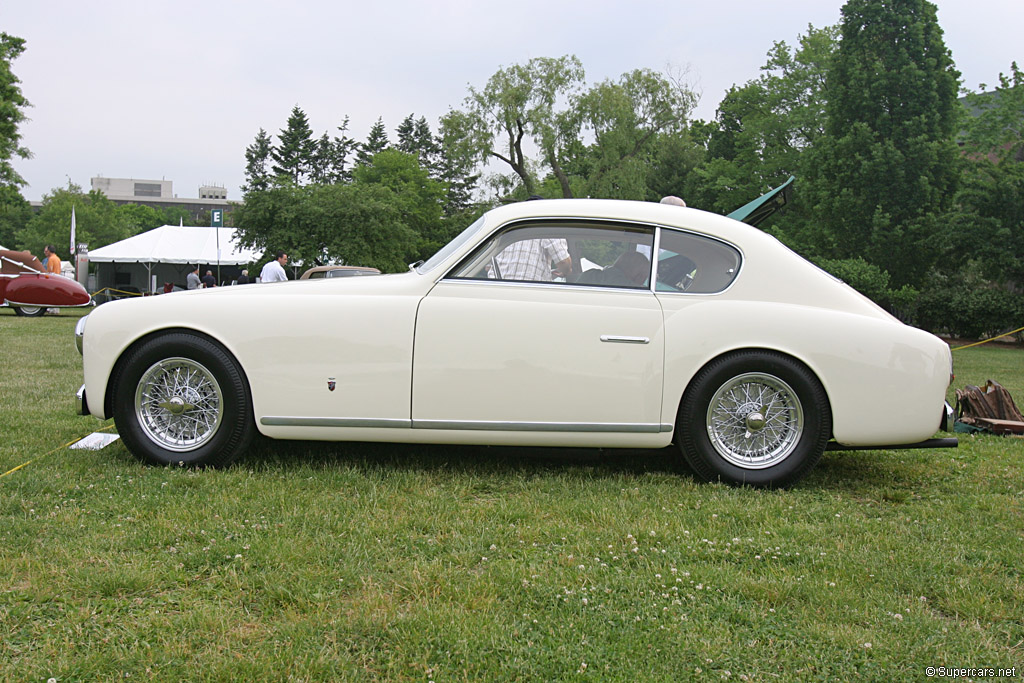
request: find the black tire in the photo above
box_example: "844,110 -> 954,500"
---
14,306 -> 44,317
678,351 -> 831,488
111,332 -> 255,467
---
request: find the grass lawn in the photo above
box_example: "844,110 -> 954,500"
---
2,307 -> 1022,681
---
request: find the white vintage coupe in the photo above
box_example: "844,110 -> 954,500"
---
75,190 -> 955,487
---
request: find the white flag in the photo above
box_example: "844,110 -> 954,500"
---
70,205 -> 77,256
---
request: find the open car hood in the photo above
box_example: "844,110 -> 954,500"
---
726,176 -> 795,227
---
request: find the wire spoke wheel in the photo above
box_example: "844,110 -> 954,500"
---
679,351 -> 830,488
134,357 -> 224,452
706,372 -> 804,469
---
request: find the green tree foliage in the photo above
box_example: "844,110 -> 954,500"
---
233,182 -> 418,272
445,56 -> 699,201
308,117 -> 358,184
353,149 -> 448,259
118,204 -> 172,234
574,68 -> 697,200
395,114 -> 440,172
687,25 -> 836,231
0,184 -> 31,247
814,256 -> 917,311
436,110 -> 482,215
357,118 -> 390,166
242,128 -> 273,193
0,33 -> 31,190
271,106 -> 316,184
447,55 -> 586,197
959,62 -> 1023,163
916,271 -> 1024,339
807,0 -> 960,287
16,184 -> 135,254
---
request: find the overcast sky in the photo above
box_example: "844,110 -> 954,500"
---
7,0 -> 1023,202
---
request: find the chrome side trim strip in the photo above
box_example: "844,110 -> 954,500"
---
599,335 -> 650,344
260,417 -> 413,429
260,416 -> 673,434
414,420 -> 669,433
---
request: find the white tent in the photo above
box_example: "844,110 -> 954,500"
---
89,225 -> 259,265
88,225 -> 261,295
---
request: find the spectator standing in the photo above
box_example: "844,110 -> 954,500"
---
186,266 -> 201,290
42,245 -> 63,314
259,252 -> 289,283
236,269 -> 249,285
42,245 -> 61,274
201,270 -> 217,288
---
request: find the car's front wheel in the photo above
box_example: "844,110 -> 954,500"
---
678,351 -> 831,488
111,332 -> 255,467
14,305 -> 44,317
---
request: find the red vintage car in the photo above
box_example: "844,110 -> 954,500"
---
1,249 -> 92,316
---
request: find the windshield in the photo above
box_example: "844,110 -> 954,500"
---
416,215 -> 487,275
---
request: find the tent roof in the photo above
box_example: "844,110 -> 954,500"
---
88,225 -> 261,265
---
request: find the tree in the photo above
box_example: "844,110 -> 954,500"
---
271,106 -> 316,184
357,117 -> 390,166
117,204 -> 170,234
309,117 -> 358,184
436,109 -> 482,215
944,64 -> 1024,290
807,0 -> 960,287
396,114 -> 440,172
447,55 -> 586,197
574,68 -> 698,199
0,33 -> 31,190
242,128 -> 273,193
687,25 -> 837,225
961,62 -> 1024,163
0,185 -> 31,248
16,184 -> 134,253
352,149 -> 448,259
233,182 -> 419,272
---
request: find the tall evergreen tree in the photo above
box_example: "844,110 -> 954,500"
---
242,128 -> 273,193
0,33 -> 32,189
357,117 -> 390,166
272,106 -> 316,184
808,0 -> 960,287
396,114 -> 440,172
436,112 -> 481,216
396,115 -> 416,152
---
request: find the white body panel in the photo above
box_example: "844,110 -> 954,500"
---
413,280 -> 666,428
80,198 -> 952,452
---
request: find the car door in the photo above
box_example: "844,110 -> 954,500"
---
411,221 -> 668,434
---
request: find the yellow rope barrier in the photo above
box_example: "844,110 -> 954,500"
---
950,325 -> 1024,352
0,424 -> 116,480
90,287 -> 144,298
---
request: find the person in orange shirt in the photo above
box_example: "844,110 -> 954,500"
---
42,245 -> 61,274
41,245 -> 63,314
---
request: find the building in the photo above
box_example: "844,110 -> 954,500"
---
89,176 -> 235,222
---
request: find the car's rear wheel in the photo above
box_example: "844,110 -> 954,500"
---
112,332 -> 254,467
14,306 -> 44,317
678,351 -> 831,488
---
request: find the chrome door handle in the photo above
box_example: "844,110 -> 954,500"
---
600,335 -> 650,344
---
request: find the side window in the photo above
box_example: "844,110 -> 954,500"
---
448,222 -> 655,289
656,229 -> 741,294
